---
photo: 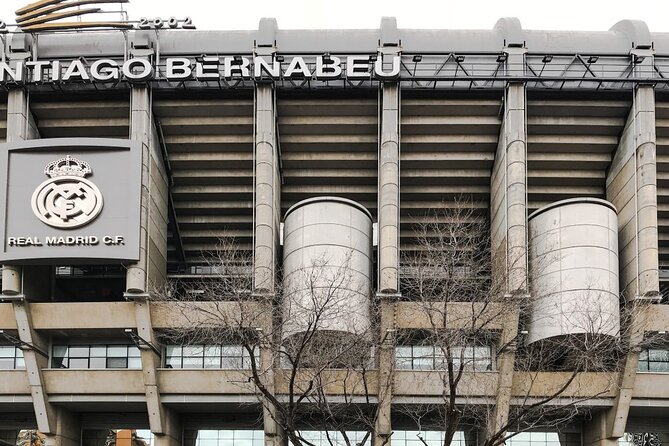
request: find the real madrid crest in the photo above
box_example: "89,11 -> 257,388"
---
31,155 -> 104,229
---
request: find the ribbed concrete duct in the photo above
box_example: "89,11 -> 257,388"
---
282,197 -> 373,341
527,198 -> 620,344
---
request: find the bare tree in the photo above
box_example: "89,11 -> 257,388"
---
153,241 -> 385,446
399,198 -> 655,446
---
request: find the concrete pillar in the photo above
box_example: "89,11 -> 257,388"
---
13,300 -> 54,434
490,80 -> 528,295
2,88 -> 40,296
130,295 -> 167,435
488,45 -> 528,443
153,410 -> 182,446
583,412 -> 619,446
126,86 -> 152,294
378,83 -> 400,295
602,50 -> 658,443
606,81 -> 660,301
374,299 -> 394,446
125,83 -> 169,295
43,409 -> 81,446
253,83 -> 281,294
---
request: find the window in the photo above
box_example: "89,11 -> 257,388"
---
51,344 -> 141,369
638,349 -> 669,373
289,431 -> 371,446
393,431 -> 467,446
395,345 -> 493,371
0,345 -> 25,370
183,430 -> 264,446
165,345 -> 259,369
507,432 -> 581,446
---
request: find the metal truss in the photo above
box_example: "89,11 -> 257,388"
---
16,52 -> 669,93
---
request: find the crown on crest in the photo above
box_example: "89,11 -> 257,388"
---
44,155 -> 92,178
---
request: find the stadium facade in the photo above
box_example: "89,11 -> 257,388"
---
0,14 -> 669,446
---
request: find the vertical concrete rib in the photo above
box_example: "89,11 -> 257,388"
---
606,82 -> 660,301
489,44 -> 528,437
126,83 -> 173,439
254,83 -> 280,294
491,81 -> 528,295
1,86 -> 58,435
600,51 -> 658,442
2,88 -> 39,295
376,18 -> 401,442
254,81 -> 281,446
127,86 -> 152,294
378,83 -> 400,295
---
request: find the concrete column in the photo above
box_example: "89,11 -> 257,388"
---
254,82 -> 282,445
131,296 -> 167,435
490,81 -> 528,295
374,299 -> 395,446
606,82 -> 660,301
43,409 -> 81,446
378,83 -> 400,295
602,51 -> 658,443
488,46 -> 528,443
488,308 -> 520,438
153,410 -> 182,446
253,83 -> 280,294
2,88 -> 40,295
126,86 -> 152,294
583,412 -> 619,446
13,300 -> 54,434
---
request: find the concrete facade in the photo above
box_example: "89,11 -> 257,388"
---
0,16 -> 669,446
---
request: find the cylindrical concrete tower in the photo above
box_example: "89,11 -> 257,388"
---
527,198 -> 620,344
282,197 -> 373,341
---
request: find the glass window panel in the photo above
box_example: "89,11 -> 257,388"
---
128,357 -> 142,369
475,346 -> 492,358
53,345 -> 68,357
90,346 -> 107,357
198,430 -> 218,439
16,357 -> 25,369
218,430 -> 234,439
204,345 -> 222,357
650,361 -> 669,372
128,346 -> 141,357
648,349 -> 669,361
413,346 -> 434,357
638,360 -> 650,372
166,357 -> 181,369
16,349 -> 24,358
166,345 -> 182,357
107,346 -> 128,357
68,346 -> 89,357
639,349 -> 649,360
68,358 -> 89,368
106,357 -> 128,368
182,357 -> 204,368
221,357 -> 243,369
0,346 -> 14,357
395,346 -> 412,358
203,356 -> 220,368
183,345 -> 204,356
199,439 -> 217,446
89,357 -> 106,368
396,358 -> 412,369
413,357 -> 433,370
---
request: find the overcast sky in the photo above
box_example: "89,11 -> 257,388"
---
1,0 -> 668,32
